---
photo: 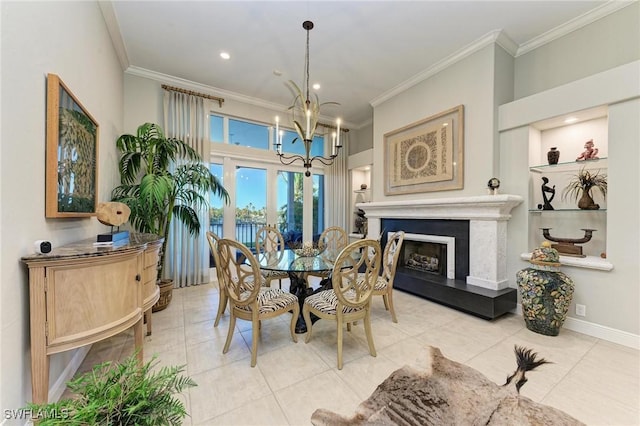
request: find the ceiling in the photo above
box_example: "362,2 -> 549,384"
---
107,1 -> 614,128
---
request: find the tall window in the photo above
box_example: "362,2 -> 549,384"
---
277,170 -> 304,243
229,119 -> 269,149
209,163 -> 224,237
312,174 -> 325,238
209,113 -> 327,247
236,166 -> 266,249
280,129 -> 325,157
210,115 -> 223,143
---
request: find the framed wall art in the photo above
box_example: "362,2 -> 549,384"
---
384,105 -> 464,195
46,73 -> 99,218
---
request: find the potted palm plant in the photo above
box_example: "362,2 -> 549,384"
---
562,167 -> 607,210
112,123 -> 229,310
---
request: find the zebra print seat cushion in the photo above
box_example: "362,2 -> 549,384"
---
236,289 -> 298,314
261,269 -> 288,278
358,273 -> 387,291
304,289 -> 363,315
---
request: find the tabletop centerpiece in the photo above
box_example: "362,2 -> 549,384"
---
293,241 -> 321,257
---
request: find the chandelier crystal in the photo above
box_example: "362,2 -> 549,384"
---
274,20 -> 342,177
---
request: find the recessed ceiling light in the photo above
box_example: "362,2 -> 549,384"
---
312,83 -> 320,90
220,52 -> 230,60
273,69 -> 283,76
564,117 -> 578,124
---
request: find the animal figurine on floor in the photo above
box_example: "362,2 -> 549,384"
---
311,345 -> 584,425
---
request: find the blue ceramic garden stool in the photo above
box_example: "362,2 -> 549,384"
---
517,241 -> 574,336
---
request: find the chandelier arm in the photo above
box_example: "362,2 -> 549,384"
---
310,155 -> 339,166
277,154 -> 307,165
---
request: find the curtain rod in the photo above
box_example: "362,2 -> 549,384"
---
318,122 -> 350,133
161,84 -> 224,107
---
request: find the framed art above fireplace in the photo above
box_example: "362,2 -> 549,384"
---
384,105 -> 464,195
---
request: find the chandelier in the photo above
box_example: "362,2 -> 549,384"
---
274,20 -> 342,177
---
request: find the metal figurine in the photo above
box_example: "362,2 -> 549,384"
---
539,177 -> 555,210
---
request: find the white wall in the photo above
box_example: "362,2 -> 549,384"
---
0,0 -> 124,416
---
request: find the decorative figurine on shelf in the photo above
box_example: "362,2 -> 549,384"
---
540,228 -> 595,257
354,208 -> 367,235
576,139 -> 599,161
487,177 -> 500,195
517,241 -> 575,336
538,177 -> 555,210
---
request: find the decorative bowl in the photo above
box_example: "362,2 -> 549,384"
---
294,248 -> 321,257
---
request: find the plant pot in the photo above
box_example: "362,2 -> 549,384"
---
152,279 -> 174,312
578,187 -> 599,210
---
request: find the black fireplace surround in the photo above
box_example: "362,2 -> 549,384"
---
381,218 -> 516,319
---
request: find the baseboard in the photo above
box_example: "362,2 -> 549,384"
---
48,345 -> 92,402
563,317 -> 640,350
514,304 -> 639,350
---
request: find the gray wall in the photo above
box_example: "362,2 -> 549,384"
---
373,44 -> 498,201
514,2 -> 640,99
373,4 -> 639,340
1,1 -> 124,417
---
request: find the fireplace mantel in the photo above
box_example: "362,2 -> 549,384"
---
358,194 -> 523,292
356,194 -> 523,221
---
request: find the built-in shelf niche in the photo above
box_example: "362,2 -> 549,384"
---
527,106 -> 611,267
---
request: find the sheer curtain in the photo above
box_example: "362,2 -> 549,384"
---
323,128 -> 348,230
163,90 -> 211,287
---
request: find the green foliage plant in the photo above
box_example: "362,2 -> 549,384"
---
111,122 -> 229,278
26,354 -> 196,425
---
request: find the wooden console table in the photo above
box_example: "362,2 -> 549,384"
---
21,233 -> 163,404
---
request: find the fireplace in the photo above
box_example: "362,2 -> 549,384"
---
403,241 -> 446,276
359,195 -> 523,319
398,233 -> 455,279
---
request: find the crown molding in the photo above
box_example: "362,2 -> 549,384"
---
125,66 -> 359,129
98,1 -> 129,71
370,30 -> 509,108
516,1 -> 635,56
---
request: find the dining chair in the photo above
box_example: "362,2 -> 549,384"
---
302,238 -> 382,369
255,225 -> 289,289
307,226 -> 348,280
216,238 -> 299,367
206,231 -> 228,327
370,231 -> 405,323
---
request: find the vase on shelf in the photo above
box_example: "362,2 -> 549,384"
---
547,147 -> 560,165
577,186 -> 600,210
517,242 -> 574,336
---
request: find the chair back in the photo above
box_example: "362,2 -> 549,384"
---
318,226 -> 348,252
216,239 -> 262,307
331,239 -> 381,309
256,225 -> 286,255
206,231 -> 224,281
382,231 -> 405,282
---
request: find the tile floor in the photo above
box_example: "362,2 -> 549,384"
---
72,278 -> 639,425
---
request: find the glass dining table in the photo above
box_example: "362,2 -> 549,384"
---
255,248 -> 343,333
